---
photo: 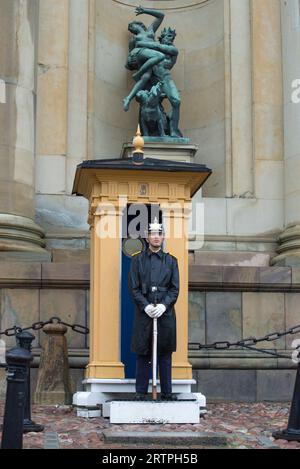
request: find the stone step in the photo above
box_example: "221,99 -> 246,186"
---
107,400 -> 200,424
102,430 -> 228,447
43,432 -> 60,449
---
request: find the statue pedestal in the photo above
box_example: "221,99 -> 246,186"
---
121,140 -> 198,163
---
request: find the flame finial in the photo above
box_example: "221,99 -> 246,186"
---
133,125 -> 144,155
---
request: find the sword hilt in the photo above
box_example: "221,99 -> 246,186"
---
151,286 -> 158,307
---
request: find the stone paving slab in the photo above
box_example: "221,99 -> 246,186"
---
44,432 -> 60,449
102,430 -> 228,447
0,402 -> 300,449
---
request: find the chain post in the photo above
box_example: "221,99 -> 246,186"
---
16,331 -> 44,434
273,351 -> 300,442
1,347 -> 31,449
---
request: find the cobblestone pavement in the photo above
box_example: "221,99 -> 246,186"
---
0,402 -> 299,449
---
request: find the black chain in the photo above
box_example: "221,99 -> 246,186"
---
239,345 -> 290,360
0,317 -> 89,338
189,323 -> 300,352
1,319 -> 299,357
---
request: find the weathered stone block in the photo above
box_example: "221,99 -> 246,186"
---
188,291 -> 205,344
243,292 -> 285,349
259,267 -> 291,285
292,268 -> 300,284
39,289 -> 87,348
285,293 -> 300,348
195,252 -> 270,267
223,266 -> 260,284
0,289 -> 39,348
206,292 -> 242,344
41,263 -> 89,283
189,265 -> 222,284
52,249 -> 89,263
0,262 -> 41,282
192,369 -> 257,402
257,370 -> 296,401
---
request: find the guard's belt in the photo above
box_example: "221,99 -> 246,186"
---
150,286 -> 168,292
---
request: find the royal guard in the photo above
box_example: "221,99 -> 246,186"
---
128,216 -> 179,401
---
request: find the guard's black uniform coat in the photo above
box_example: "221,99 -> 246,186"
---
128,247 -> 180,356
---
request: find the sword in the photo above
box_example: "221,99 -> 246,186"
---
151,286 -> 158,401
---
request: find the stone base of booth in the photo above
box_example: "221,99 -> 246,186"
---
84,362 -> 125,380
73,379 -> 206,418
172,363 -> 194,380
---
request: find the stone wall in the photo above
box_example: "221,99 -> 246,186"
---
1,258 -> 299,402
189,262 -> 300,401
0,261 -> 89,400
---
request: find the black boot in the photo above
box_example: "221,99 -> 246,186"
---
161,393 -> 178,401
134,393 -> 147,401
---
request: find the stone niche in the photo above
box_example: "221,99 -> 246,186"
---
93,0 -> 226,197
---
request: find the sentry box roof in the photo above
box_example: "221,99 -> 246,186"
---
72,156 -> 212,199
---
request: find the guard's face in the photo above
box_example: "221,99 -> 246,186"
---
147,231 -> 164,248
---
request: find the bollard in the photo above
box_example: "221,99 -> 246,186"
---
16,331 -> 44,433
34,322 -> 72,405
1,346 -> 31,449
273,358 -> 300,442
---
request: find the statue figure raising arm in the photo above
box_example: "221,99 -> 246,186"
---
123,6 -> 166,111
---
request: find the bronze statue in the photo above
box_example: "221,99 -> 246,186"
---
136,82 -> 167,137
124,6 -> 183,139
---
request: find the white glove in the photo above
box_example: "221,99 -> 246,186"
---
144,304 -> 156,318
152,304 -> 166,318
